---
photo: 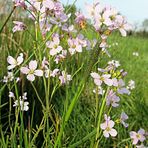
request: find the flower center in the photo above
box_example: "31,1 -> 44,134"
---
106,127 -> 111,131
136,134 -> 141,139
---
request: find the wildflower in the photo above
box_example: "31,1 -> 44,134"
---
13,99 -> 29,111
120,112 -> 129,127
50,69 -> 60,77
68,38 -> 82,55
93,86 -> 105,95
112,78 -> 118,87
22,92 -> 27,100
85,0 -> 102,19
91,72 -> 113,86
117,79 -> 130,95
3,72 -> 14,83
20,60 -> 43,82
59,71 -> 72,85
130,128 -> 146,145
42,0 -> 54,10
127,80 -> 135,90
53,1 -> 64,15
133,52 -> 139,57
9,92 -> 15,98
100,114 -> 117,138
12,0 -> 26,8
75,12 -> 86,28
108,60 -> 120,68
94,11 -> 112,30
46,36 -> 63,56
12,21 -> 26,33
106,89 -> 120,107
50,13 -> 69,27
7,53 -> 23,70
115,15 -> 131,37
54,50 -> 67,64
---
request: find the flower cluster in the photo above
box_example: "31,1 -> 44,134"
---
9,92 -> 29,111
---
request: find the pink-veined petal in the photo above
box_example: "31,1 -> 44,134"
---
119,28 -> 127,37
90,72 -> 100,79
27,74 -> 35,81
29,60 -> 37,70
104,78 -> 113,86
109,128 -> 117,137
20,67 -> 29,74
7,56 -> 16,65
7,65 -> 16,70
34,70 -> 43,77
100,122 -> 107,130
17,56 -> 23,65
94,79 -> 102,86
103,130 -> 110,138
50,49 -> 58,56
108,120 -> 115,128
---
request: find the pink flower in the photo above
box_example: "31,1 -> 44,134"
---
68,38 -> 82,55
46,36 -> 63,56
100,114 -> 117,138
12,0 -> 26,8
106,89 -> 120,107
117,79 -> 130,95
20,60 -> 43,82
7,53 -> 23,70
115,15 -> 132,37
50,69 -> 60,77
75,12 -> 86,24
12,21 -> 26,33
85,0 -> 102,19
59,71 -> 72,85
120,112 -> 129,128
130,129 -> 146,145
91,72 -> 113,86
94,11 -> 112,30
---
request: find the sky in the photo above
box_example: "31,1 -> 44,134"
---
61,0 -> 148,25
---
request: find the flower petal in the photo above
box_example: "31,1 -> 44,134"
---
17,55 -> 23,65
34,70 -> 43,77
27,74 -> 35,81
29,60 -> 37,70
100,122 -> 107,130
109,128 -> 117,137
7,65 -> 16,70
103,130 -> 110,138
20,67 -> 29,74
7,56 -> 16,65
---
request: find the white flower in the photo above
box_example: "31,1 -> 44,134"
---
127,80 -> 135,90
133,52 -> 139,57
20,60 -> 43,82
13,100 -> 29,111
9,92 -> 15,98
3,72 -> 14,83
7,53 -> 23,70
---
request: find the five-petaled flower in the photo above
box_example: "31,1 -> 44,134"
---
20,60 -> 43,82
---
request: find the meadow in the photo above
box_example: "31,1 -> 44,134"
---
0,0 -> 148,147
